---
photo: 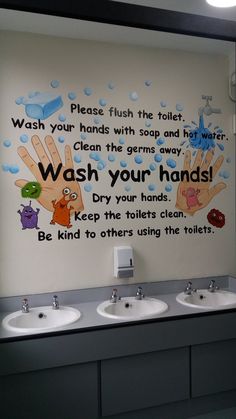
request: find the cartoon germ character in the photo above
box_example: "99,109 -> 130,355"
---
207,208 -> 225,228
182,187 -> 202,210
18,201 -> 40,230
50,187 -> 78,228
21,181 -> 42,199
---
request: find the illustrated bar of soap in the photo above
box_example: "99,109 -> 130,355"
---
24,92 -> 63,120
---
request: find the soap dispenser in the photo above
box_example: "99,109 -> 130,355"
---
114,246 -> 134,278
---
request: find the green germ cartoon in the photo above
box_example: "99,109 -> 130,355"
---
21,182 -> 42,199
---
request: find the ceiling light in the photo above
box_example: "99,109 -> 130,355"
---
206,0 -> 236,7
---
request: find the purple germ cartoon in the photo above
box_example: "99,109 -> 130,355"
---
18,201 -> 40,230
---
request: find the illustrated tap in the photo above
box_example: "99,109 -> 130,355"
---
198,95 -> 221,116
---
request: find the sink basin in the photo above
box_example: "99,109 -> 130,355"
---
97,297 -> 168,320
176,289 -> 236,310
2,305 -> 81,333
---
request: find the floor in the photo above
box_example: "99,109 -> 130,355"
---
190,407 -> 236,419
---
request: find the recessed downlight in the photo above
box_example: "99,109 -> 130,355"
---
206,0 -> 236,7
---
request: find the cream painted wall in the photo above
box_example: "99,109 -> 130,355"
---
0,31 -> 235,297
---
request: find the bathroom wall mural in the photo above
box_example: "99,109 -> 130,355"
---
0,31 -> 234,295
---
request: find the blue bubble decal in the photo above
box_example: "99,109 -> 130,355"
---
58,114 -> 66,122
51,80 -> 59,88
108,154 -> 116,162
9,165 -> 19,174
125,184 -> 132,192
154,154 -> 162,163
160,100 -> 167,108
120,160 -> 127,168
156,138 -> 165,146
80,133 -> 87,141
108,82 -> 115,90
89,152 -> 101,161
148,184 -> 156,192
68,92 -> 76,100
149,163 -> 157,171
166,158 -> 176,168
180,140 -> 186,146
219,170 -> 230,179
217,143 -> 224,151
119,137 -> 125,145
97,160 -> 106,170
74,154 -> 82,163
134,155 -> 143,164
2,164 -> 10,172
3,139 -> 11,147
84,87 -> 93,96
99,98 -> 107,107
129,92 -> 138,101
94,116 -> 101,125
176,103 -> 183,112
84,183 -> 92,192
20,134 -> 29,143
145,120 -> 152,128
144,80 -> 152,87
58,136 -> 65,143
165,184 -> 172,192
15,96 -> 24,105
226,157 -> 231,163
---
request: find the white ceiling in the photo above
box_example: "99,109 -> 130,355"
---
0,3 -> 235,56
113,0 -> 236,21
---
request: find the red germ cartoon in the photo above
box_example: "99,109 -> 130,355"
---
207,208 -> 225,228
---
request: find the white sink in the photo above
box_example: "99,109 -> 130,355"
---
176,289 -> 236,310
97,297 -> 168,320
2,305 -> 81,333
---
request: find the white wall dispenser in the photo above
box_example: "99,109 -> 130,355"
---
114,246 -> 134,278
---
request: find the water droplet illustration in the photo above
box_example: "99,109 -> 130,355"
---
84,184 -> 92,192
166,158 -> 176,168
51,80 -> 59,88
145,80 -> 152,87
89,152 -> 101,161
108,154 -> 116,162
134,155 -> 143,164
15,96 -> 24,105
58,114 -> 66,122
97,161 -> 106,170
20,134 -> 29,143
129,92 -> 138,101
149,163 -> 157,171
125,184 -> 132,192
120,160 -> 127,168
99,98 -> 107,107
58,136 -> 65,143
148,184 -> 156,192
9,165 -> 19,174
165,184 -> 172,192
176,103 -> 183,112
108,82 -> 115,90
2,164 -> 10,172
119,137 -> 125,145
84,87 -> 93,96
156,138 -> 165,146
160,100 -> 167,108
226,157 -> 231,163
94,116 -> 101,124
145,120 -> 152,128
74,154 -> 82,163
68,92 -> 77,100
80,133 -> 87,140
154,154 -> 162,163
3,139 -> 11,147
217,143 -> 224,151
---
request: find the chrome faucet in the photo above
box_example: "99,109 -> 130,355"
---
208,280 -> 219,293
199,95 -> 221,117
110,288 -> 120,303
135,286 -> 144,300
52,295 -> 59,310
22,298 -> 29,313
184,281 -> 197,295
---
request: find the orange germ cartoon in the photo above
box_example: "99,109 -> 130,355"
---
182,187 -> 202,210
50,187 -> 78,228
